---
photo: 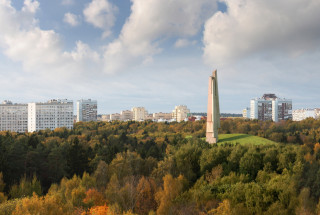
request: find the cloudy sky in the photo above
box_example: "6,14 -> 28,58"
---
0,0 -> 319,114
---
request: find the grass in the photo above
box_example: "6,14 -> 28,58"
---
217,133 -> 276,145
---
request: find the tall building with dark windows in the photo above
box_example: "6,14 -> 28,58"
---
77,99 -> 97,122
250,94 -> 292,122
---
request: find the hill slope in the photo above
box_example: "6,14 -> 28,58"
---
218,133 -> 276,145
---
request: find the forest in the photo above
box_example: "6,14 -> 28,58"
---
0,118 -> 320,214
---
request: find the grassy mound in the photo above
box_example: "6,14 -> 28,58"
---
218,133 -> 276,145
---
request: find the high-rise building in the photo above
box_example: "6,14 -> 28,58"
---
28,99 -> 73,132
120,110 -> 133,121
132,107 -> 147,121
0,100 -> 28,132
77,99 -> 97,122
172,105 -> 190,122
250,94 -> 292,122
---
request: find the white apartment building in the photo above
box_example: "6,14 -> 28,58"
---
250,94 -> 292,122
120,110 -> 133,121
132,107 -> 148,121
293,109 -> 319,121
77,99 -> 97,122
0,100 -> 28,132
28,99 -> 73,132
172,105 -> 190,122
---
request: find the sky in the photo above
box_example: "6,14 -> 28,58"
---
0,0 -> 320,114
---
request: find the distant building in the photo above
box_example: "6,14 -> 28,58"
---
293,108 -> 319,121
172,105 -> 190,122
145,114 -> 153,121
110,113 -> 121,121
132,107 -> 147,121
242,107 -> 250,118
28,99 -> 73,132
120,110 -> 133,121
0,100 -> 28,132
77,99 -> 97,122
153,112 -> 172,121
100,114 -> 110,121
250,94 -> 292,122
316,109 -> 320,119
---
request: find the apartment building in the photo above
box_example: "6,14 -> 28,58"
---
250,94 -> 292,122
28,99 -> 73,132
172,105 -> 190,122
132,107 -> 148,121
0,100 -> 28,132
77,99 -> 97,122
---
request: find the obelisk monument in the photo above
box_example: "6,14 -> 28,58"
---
206,70 -> 220,144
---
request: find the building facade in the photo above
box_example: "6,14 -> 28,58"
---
0,100 -> 28,132
293,108 -> 319,121
132,107 -> 147,121
28,99 -> 74,132
172,105 -> 190,122
250,94 -> 292,122
242,107 -> 250,119
120,110 -> 133,121
153,112 -> 172,121
77,99 -> 97,122
110,113 -> 121,121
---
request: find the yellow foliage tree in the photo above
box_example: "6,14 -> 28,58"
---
12,193 -> 73,215
208,199 -> 231,215
155,174 -> 187,215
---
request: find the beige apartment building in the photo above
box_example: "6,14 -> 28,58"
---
153,112 -> 172,121
110,113 -> 121,121
132,107 -> 148,121
120,110 -> 133,121
172,105 -> 190,122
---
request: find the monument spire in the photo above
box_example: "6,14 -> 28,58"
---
206,70 -> 220,144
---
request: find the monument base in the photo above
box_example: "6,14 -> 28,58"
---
206,136 -> 218,144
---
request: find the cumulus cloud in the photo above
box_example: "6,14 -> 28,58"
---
63,12 -> 80,26
203,0 -> 320,66
22,0 -> 39,13
83,0 -> 118,38
0,0 -> 101,79
103,0 -> 217,73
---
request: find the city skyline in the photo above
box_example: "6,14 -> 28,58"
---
0,0 -> 320,114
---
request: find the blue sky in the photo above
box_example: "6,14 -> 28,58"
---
0,0 -> 320,114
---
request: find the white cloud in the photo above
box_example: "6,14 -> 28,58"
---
203,0 -> 320,66
83,0 -> 118,38
0,0 -> 101,79
63,12 -> 80,26
22,0 -> 39,13
103,0 -> 217,73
